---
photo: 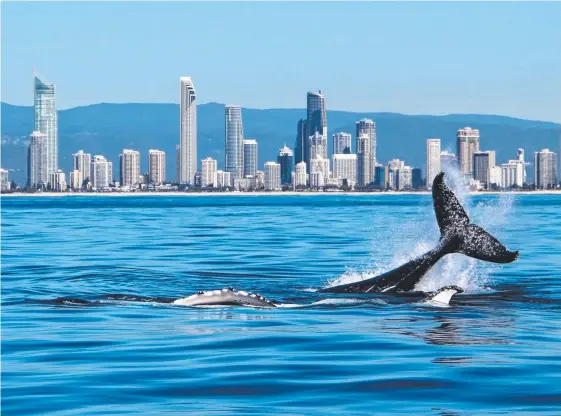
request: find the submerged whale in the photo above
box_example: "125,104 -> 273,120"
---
175,172 -> 518,307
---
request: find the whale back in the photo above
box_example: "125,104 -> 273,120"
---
174,288 -> 276,308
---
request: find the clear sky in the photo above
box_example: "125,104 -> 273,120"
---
2,1 -> 560,121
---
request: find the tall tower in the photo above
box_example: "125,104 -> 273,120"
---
179,77 -> 197,185
225,105 -> 244,180
120,149 -> 141,187
277,145 -> 294,185
307,91 -> 327,138
34,76 -> 58,184
426,138 -> 441,189
534,149 -> 558,189
243,139 -> 258,178
356,134 -> 371,187
356,119 -> 376,175
27,131 -> 47,189
457,127 -> 480,177
294,119 -> 307,166
73,150 -> 92,184
333,132 -> 352,154
149,149 -> 166,184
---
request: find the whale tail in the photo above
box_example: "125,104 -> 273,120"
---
433,172 -> 519,264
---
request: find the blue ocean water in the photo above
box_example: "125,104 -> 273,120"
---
2,194 -> 560,415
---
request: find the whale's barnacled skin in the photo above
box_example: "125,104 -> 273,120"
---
174,287 -> 276,308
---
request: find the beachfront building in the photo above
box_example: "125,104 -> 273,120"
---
473,151 -> 496,189
294,161 -> 307,188
243,139 -> 258,178
307,91 -> 327,153
49,169 -> 66,192
277,145 -> 294,185
356,118 -> 376,176
396,166 -> 413,190
201,157 -> 218,188
225,105 -> 244,181
69,169 -> 83,190
27,131 -> 47,189
148,149 -> 166,185
309,131 -> 328,162
34,76 -> 58,185
214,170 -> 231,188
374,165 -> 388,189
120,149 -> 141,188
72,150 -> 91,185
91,155 -> 113,189
457,127 -> 480,177
356,134 -> 371,187
426,138 -> 441,189
534,149 -> 558,189
264,161 -> 281,191
333,132 -> 352,154
332,153 -> 357,187
179,77 -> 197,185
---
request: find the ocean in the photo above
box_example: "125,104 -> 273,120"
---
2,194 -> 560,415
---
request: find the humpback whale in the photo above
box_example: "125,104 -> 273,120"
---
319,172 -> 519,294
174,172 -> 518,308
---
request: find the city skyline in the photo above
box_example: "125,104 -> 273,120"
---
2,2 -> 560,122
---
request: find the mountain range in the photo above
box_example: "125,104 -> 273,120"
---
2,101 -> 560,184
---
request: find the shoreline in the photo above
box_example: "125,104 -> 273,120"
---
2,191 -> 561,197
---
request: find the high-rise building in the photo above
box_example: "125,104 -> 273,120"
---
27,131 -> 47,189
294,119 -> 307,166
489,166 -> 501,188
356,134 -> 371,187
176,144 -> 180,183
243,139 -> 258,178
457,127 -> 480,176
214,170 -> 231,188
374,165 -> 388,189
277,145 -> 294,185
69,170 -> 83,190
307,90 -> 327,139
225,105 -> 244,180
440,151 -> 457,173
34,76 -> 58,184
534,149 -> 558,189
426,138 -> 441,189
333,132 -> 352,154
264,161 -> 281,191
49,169 -> 66,192
179,77 -> 197,185
356,119 -> 376,176
473,151 -> 496,189
517,148 -> 527,185
91,155 -> 113,189
201,157 -> 218,188
149,149 -> 166,184
310,156 -> 330,189
72,150 -> 91,185
120,149 -> 141,187
294,161 -> 307,188
1,169 -> 9,191
332,154 -> 357,186
308,131 -> 328,162
412,167 -> 423,189
396,166 -> 413,190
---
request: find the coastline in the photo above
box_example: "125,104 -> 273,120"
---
2,190 -> 560,197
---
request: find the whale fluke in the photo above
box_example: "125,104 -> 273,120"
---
420,285 -> 463,306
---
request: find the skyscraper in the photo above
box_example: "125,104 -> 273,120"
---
72,150 -> 91,185
307,91 -> 327,139
412,167 -> 423,189
91,155 -> 113,189
149,149 -> 166,184
243,139 -> 258,178
310,156 -> 329,189
34,76 -> 58,184
225,105 -> 244,180
120,149 -> 141,187
201,157 -> 218,188
176,144 -> 180,183
309,131 -> 328,161
333,132 -> 352,154
332,154 -> 357,186
27,131 -> 47,189
426,138 -> 441,189
356,134 -> 371,187
473,151 -> 496,189
457,127 -> 480,176
294,162 -> 307,188
294,119 -> 307,166
264,161 -> 281,191
374,165 -> 388,189
69,170 -> 83,190
277,145 -> 294,185
1,169 -> 9,191
179,77 -> 197,185
356,119 -> 376,175
534,149 -> 558,189
396,166 -> 413,190
49,169 -> 66,192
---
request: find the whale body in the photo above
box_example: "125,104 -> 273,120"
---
174,287 -> 276,308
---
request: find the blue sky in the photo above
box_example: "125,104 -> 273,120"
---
2,2 -> 560,121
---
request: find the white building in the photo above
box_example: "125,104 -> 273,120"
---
179,77 -> 197,185
243,139 -> 258,177
264,161 -> 281,191
49,169 -> 66,192
397,166 -> 413,190
91,155 -> 113,189
489,166 -> 502,188
120,149 -> 141,187
356,134 -> 371,187
256,170 -> 265,188
72,150 -> 91,185
149,149 -> 166,184
225,105 -> 244,181
333,132 -> 352,154
309,171 -> 325,189
294,161 -> 307,188
215,170 -> 231,188
356,118 -> 376,175
309,131 -> 328,161
500,162 -> 518,188
201,157 -> 218,188
473,151 -> 496,189
69,169 -> 83,190
27,131 -> 47,188
534,149 -> 558,189
34,76 -> 58,184
310,156 -> 330,187
332,153 -> 357,187
1,168 -> 9,191
426,138 -> 441,189
457,127 -> 480,177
